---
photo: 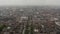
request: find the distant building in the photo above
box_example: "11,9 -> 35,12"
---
3,32 -> 10,34
19,9 -> 24,11
20,16 -> 28,20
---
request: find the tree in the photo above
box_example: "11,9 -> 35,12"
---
0,24 -> 6,31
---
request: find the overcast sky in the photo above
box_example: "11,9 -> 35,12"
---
0,0 -> 60,6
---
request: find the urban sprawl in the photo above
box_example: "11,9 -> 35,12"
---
0,7 -> 60,34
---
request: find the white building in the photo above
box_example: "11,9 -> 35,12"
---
20,16 -> 28,20
55,22 -> 60,26
34,29 -> 39,32
7,26 -> 11,30
54,18 -> 59,20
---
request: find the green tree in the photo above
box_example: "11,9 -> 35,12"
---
0,24 -> 6,31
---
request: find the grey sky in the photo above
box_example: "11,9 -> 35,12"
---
0,0 -> 60,6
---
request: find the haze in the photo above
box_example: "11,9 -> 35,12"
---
0,0 -> 60,6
